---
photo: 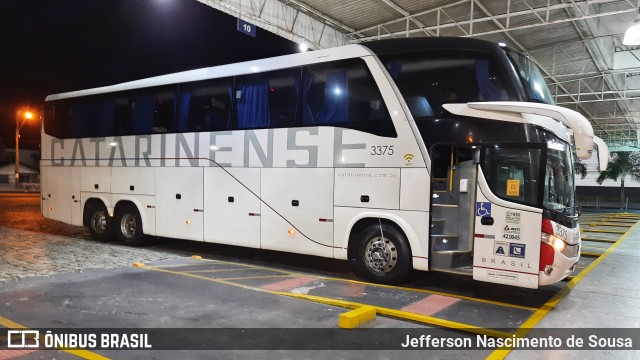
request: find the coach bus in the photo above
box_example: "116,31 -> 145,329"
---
41,37 -> 608,288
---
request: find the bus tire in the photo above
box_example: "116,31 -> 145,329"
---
115,204 -> 146,246
354,223 -> 412,285
87,203 -> 113,242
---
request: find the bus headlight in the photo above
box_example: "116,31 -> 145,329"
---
542,233 -> 567,252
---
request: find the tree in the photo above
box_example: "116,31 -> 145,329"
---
574,159 -> 587,180
596,152 -> 640,209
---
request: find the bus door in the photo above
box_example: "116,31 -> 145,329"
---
472,144 -> 545,289
429,145 -> 478,274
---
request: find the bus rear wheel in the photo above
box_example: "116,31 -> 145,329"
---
354,223 -> 412,285
88,204 -> 113,242
115,204 -> 146,246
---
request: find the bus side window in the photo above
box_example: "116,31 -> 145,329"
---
235,68 -> 299,130
152,90 -> 176,133
302,59 -> 396,137
44,100 -> 71,139
131,94 -> 154,135
179,78 -> 233,132
114,97 -> 132,135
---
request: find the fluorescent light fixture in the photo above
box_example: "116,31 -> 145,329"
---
498,42 -> 507,47
623,13 -> 640,45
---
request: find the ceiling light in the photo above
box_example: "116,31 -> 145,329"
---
623,13 -> 640,45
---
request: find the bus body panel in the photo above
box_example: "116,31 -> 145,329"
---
334,168 -> 400,209
80,166 -> 111,194
111,167 -> 156,196
41,166 -> 71,223
203,167 -> 261,248
399,168 -> 431,212
473,167 -> 542,289
155,167 -> 204,241
260,168 -> 334,257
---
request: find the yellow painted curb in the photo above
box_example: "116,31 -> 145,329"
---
132,263 -> 145,267
191,255 -> 203,259
338,306 -> 377,329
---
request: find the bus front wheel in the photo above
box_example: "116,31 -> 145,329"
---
354,223 -> 412,285
115,204 -> 145,246
88,204 -> 113,242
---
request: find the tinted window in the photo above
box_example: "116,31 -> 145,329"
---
179,78 -> 232,132
382,52 -> 515,118
482,144 -> 545,207
302,59 -> 396,137
43,100 -> 70,139
235,68 -> 299,129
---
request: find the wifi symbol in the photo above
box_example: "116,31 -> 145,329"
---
404,154 -> 414,163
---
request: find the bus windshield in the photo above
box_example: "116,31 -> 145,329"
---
506,50 -> 554,105
543,136 -> 575,216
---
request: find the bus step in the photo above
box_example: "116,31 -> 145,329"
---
432,203 -> 458,208
433,249 -> 470,255
432,266 -> 474,276
430,251 -> 472,270
431,234 -> 459,252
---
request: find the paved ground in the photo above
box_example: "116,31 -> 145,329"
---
0,226 -> 187,282
0,194 -> 489,359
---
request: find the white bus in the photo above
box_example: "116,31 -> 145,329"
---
41,37 -> 608,288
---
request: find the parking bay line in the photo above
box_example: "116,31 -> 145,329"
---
0,315 -> 109,360
136,264 -> 512,339
155,257 -> 537,312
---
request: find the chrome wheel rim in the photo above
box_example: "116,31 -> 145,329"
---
120,213 -> 137,239
90,210 -> 107,235
364,236 -> 397,273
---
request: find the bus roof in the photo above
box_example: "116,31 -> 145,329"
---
362,37 -> 503,57
45,44 -> 374,101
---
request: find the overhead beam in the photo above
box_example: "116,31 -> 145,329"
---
352,0 -> 636,42
196,0 -> 352,49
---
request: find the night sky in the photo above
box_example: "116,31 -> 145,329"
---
0,0 -> 297,149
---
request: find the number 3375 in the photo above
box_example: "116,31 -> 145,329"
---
371,146 -> 394,156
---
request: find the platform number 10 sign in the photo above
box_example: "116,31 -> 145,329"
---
237,18 -> 257,37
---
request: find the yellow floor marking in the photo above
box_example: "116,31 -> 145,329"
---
581,251 -> 603,257
137,264 -> 511,338
160,257 -> 537,311
185,258 -> 302,276
0,316 -> 110,360
581,229 -> 626,234
185,268 -> 267,273
273,292 -> 512,338
486,219 -> 638,360
583,222 -> 631,227
215,275 -> 298,281
321,277 -> 538,311
581,238 -> 617,243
